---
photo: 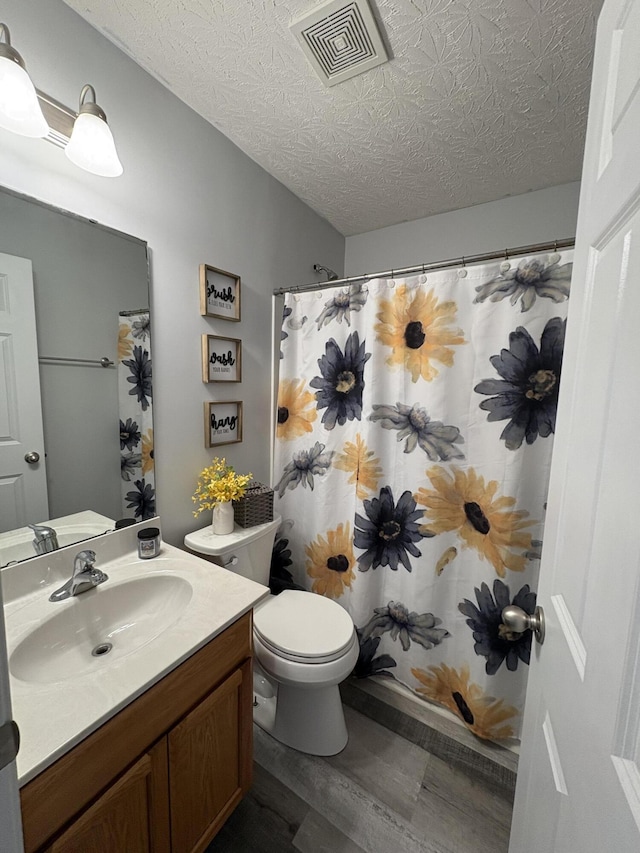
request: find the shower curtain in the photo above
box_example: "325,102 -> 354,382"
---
273,249 -> 572,741
118,309 -> 155,521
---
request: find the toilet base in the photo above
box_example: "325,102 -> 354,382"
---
252,681 -> 349,756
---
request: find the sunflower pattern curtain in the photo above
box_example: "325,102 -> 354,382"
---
273,250 -> 572,742
118,310 -> 155,520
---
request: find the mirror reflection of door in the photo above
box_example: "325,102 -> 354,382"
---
0,252 -> 49,532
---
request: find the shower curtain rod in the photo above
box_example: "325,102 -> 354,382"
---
273,237 -> 575,296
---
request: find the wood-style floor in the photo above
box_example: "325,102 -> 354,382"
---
207,681 -> 515,853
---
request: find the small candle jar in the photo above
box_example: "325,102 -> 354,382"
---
137,526 -> 161,559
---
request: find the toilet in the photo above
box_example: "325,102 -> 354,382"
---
184,515 -> 359,756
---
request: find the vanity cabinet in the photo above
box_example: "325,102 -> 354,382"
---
169,667 -> 247,852
20,612 -> 254,853
42,743 -> 170,853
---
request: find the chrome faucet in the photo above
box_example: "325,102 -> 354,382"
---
29,523 -> 59,556
49,549 -> 108,602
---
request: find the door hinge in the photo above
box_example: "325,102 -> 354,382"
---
0,720 -> 20,771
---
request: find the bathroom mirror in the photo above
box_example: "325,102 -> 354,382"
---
0,186 -> 153,567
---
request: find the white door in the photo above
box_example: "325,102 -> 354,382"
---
510,0 -> 640,850
0,252 -> 48,534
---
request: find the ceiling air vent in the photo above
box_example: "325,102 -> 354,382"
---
290,0 -> 388,87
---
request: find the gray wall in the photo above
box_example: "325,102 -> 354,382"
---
345,183 -> 581,275
0,189 -> 148,521
0,0 -> 344,547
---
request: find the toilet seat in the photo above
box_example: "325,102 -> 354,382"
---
253,589 -> 355,664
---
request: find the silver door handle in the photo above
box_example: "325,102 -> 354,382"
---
501,605 -> 545,645
24,451 -> 40,464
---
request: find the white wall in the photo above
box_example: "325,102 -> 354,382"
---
0,0 -> 344,546
345,183 -> 581,275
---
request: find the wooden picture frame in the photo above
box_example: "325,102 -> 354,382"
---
199,264 -> 241,322
204,401 -> 243,447
202,334 -> 242,383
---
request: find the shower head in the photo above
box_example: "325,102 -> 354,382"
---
314,263 -> 339,281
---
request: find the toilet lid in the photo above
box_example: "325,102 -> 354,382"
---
253,590 -> 355,661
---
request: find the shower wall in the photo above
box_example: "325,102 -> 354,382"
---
344,183 -> 580,275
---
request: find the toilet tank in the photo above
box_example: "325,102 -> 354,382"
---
184,515 -> 281,585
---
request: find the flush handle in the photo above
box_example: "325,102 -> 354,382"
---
224,555 -> 238,568
501,605 -> 545,645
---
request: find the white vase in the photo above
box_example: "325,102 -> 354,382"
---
212,501 -> 234,535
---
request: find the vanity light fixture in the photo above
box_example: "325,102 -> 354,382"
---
64,84 -> 123,177
0,23 -> 122,178
0,23 -> 48,137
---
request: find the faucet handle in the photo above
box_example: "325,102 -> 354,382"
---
28,523 -> 56,540
73,549 -> 97,573
28,523 -> 59,555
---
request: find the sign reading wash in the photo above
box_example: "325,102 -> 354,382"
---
205,401 -> 242,447
202,335 -> 242,383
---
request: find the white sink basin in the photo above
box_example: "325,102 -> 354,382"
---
10,574 -> 193,684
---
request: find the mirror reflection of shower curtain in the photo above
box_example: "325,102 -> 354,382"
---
273,250 -> 572,742
117,309 -> 155,521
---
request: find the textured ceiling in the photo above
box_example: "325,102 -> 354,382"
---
63,0 -> 601,236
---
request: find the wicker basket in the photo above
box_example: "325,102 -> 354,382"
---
233,480 -> 274,528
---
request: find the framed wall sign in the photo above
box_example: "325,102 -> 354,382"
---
204,401 -> 243,447
202,334 -> 242,383
199,264 -> 241,321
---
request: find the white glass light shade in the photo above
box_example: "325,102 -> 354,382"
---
65,111 -> 123,177
0,54 -> 48,137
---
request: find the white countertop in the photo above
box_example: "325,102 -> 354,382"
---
1,522 -> 268,785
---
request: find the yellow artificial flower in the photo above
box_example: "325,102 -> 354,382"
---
375,285 -> 465,382
276,379 -> 317,440
141,429 -> 154,475
412,663 -> 518,741
305,523 -> 356,599
416,465 -> 534,577
118,324 -> 133,360
192,457 -> 252,516
334,433 -> 382,500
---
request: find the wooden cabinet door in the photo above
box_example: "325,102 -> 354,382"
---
168,660 -> 252,853
43,740 -> 170,853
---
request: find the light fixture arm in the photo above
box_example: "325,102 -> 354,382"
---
77,83 -> 107,123
0,23 -> 27,71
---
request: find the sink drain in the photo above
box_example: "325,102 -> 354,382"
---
92,642 -> 113,657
